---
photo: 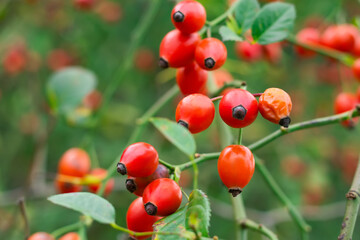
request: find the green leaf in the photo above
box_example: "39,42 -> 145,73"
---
47,67 -> 97,114
219,26 -> 244,42
48,193 -> 115,224
251,2 -> 296,44
234,0 -> 260,34
150,118 -> 196,157
154,190 -> 211,239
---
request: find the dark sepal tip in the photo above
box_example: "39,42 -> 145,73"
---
159,58 -> 169,68
173,11 -> 184,22
117,162 -> 127,175
232,105 -> 247,120
125,179 -> 136,193
144,202 -> 157,216
177,120 -> 189,129
229,187 -> 243,197
279,116 -> 291,128
204,57 -> 215,69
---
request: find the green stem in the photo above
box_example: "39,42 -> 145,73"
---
95,0 -> 162,123
237,128 -> 243,145
97,85 -> 179,196
286,35 -> 355,66
110,223 -> 184,238
51,222 -> 83,238
232,196 -> 247,240
254,156 -> 310,234
338,155 -> 360,240
159,159 -> 176,171
248,107 -> 360,152
239,219 -> 278,240
190,156 -> 199,190
207,0 -> 240,27
211,81 -> 246,97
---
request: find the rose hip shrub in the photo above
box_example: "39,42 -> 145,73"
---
1,0 -> 360,240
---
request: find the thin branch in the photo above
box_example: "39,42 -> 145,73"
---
239,219 -> 278,240
18,197 -> 30,238
51,222 -> 83,239
338,155 -> 360,240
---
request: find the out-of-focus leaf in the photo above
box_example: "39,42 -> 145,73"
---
219,26 -> 244,42
234,0 -> 260,34
48,193 -> 115,224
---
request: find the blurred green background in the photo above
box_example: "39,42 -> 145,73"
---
0,0 -> 360,239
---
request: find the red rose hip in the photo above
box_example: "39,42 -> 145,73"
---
217,145 -> 255,197
118,142 -> 159,177
171,0 -> 206,34
142,178 -> 182,216
58,148 -> 91,177
175,94 -> 215,134
195,38 -> 227,70
176,62 -> 208,95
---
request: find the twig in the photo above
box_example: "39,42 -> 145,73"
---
18,197 -> 30,239
338,155 -> 360,240
51,222 -> 83,239
239,219 -> 278,240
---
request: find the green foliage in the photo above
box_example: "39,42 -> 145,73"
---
251,2 -> 296,44
46,67 -> 97,115
219,26 -> 244,42
234,0 -> 260,34
48,193 -> 115,224
154,190 -> 211,239
150,117 -> 196,157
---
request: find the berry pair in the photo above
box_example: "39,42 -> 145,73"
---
56,148 -> 114,195
219,88 -> 292,129
235,40 -> 282,64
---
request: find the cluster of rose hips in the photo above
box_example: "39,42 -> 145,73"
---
55,148 -> 114,196
117,142 -> 182,239
28,232 -> 79,240
159,0 -> 227,96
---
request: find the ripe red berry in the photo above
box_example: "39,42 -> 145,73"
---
126,197 -> 162,240
262,42 -> 282,64
175,94 -> 215,134
176,62 -> 208,95
219,89 -> 258,128
118,142 -> 159,177
58,148 -> 91,177
126,164 -> 169,196
321,25 -> 356,52
195,38 -> 227,70
142,178 -> 182,216
357,87 -> 360,103
258,88 -> 292,127
74,0 -> 94,10
28,232 -> 54,240
171,0 -> 206,34
334,92 -> 358,128
217,145 -> 255,197
235,41 -> 262,62
159,29 -> 200,68
59,232 -> 80,240
352,58 -> 360,81
88,168 -> 115,196
55,178 -> 82,193
295,28 -> 321,57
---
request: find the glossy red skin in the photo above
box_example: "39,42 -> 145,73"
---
176,62 -> 208,95
258,88 -> 292,124
159,29 -> 200,68
58,148 -> 91,177
219,89 -> 258,128
127,164 -> 169,196
217,145 -> 255,189
55,178 -> 82,193
28,232 -> 55,240
126,197 -> 161,240
262,42 -> 282,64
235,41 -> 262,62
295,28 -> 321,57
334,92 -> 358,128
171,0 -> 206,34
357,87 -> 360,103
352,58 -> 360,81
120,142 -> 159,177
74,0 -> 94,10
142,178 -> 182,216
88,168 -> 115,196
195,38 -> 227,70
321,25 -> 356,52
353,38 -> 360,57
175,94 -> 215,134
59,232 -> 80,240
